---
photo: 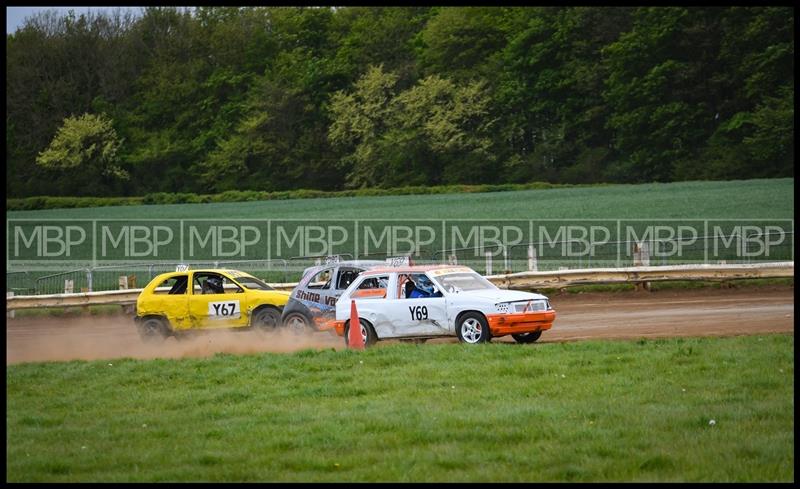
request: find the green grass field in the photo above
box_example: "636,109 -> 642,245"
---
5,178 -> 794,220
6,335 -> 794,482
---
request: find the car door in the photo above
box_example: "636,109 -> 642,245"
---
146,273 -> 191,330
188,272 -> 249,329
380,273 -> 448,338
302,266 -> 337,325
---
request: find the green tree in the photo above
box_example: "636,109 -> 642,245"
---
395,75 -> 495,184
5,6 -> 795,198
743,87 -> 793,177
6,8 -> 143,196
36,113 -> 127,194
496,7 -> 633,183
603,8 -> 713,182
417,7 -> 512,82
197,7 -> 344,192
329,66 -> 495,187
329,65 -> 400,188
331,7 -> 431,87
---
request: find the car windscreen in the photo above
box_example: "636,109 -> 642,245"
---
431,272 -> 498,293
235,276 -> 274,291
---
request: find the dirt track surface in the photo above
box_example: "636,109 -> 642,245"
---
6,286 -> 794,365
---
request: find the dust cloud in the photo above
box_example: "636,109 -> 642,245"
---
6,314 -> 345,365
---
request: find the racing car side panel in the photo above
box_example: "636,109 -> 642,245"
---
136,272 -> 192,330
188,289 -> 249,329
370,297 -> 450,338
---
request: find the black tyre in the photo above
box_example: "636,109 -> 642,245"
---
282,312 -> 311,335
252,307 -> 281,331
456,312 -> 491,344
137,317 -> 170,343
344,318 -> 377,348
512,331 -> 543,344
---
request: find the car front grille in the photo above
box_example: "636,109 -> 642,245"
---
513,300 -> 547,313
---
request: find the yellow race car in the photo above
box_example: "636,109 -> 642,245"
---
134,268 -> 290,342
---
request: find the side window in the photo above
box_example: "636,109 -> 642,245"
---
352,275 -> 389,299
307,268 -> 333,290
337,268 -> 360,290
152,275 -> 188,295
406,273 -> 442,299
193,273 -> 243,295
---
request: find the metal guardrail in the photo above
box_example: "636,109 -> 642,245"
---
6,282 -> 299,311
6,262 -> 793,311
487,261 -> 795,290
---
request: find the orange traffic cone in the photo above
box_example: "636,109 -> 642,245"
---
348,299 -> 365,350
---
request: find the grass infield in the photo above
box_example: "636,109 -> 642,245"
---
6,334 -> 794,482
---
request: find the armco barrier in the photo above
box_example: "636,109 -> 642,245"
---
5,262 -> 793,311
6,283 -> 298,311
487,261 -> 794,290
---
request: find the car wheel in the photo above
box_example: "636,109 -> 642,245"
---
456,312 -> 490,344
283,312 -> 311,335
512,331 -> 543,344
252,307 -> 281,331
344,319 -> 377,347
137,317 -> 170,343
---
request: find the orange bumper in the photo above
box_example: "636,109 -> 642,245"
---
331,320 -> 346,337
485,310 -> 556,337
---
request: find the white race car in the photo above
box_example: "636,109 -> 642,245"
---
332,265 -> 556,346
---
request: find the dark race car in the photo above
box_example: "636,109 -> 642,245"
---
281,259 -> 385,334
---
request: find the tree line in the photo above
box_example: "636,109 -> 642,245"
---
5,6 -> 794,198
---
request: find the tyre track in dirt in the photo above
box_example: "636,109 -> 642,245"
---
6,285 -> 793,365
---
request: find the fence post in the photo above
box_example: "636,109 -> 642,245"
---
633,241 -> 650,266
743,230 -> 749,264
86,269 -> 93,292
485,251 -> 493,275
527,244 -> 538,271
633,242 -> 651,292
7,292 -> 14,319
502,245 -> 509,272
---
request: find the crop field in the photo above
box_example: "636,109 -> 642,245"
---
5,178 -> 794,220
5,334 -> 794,482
